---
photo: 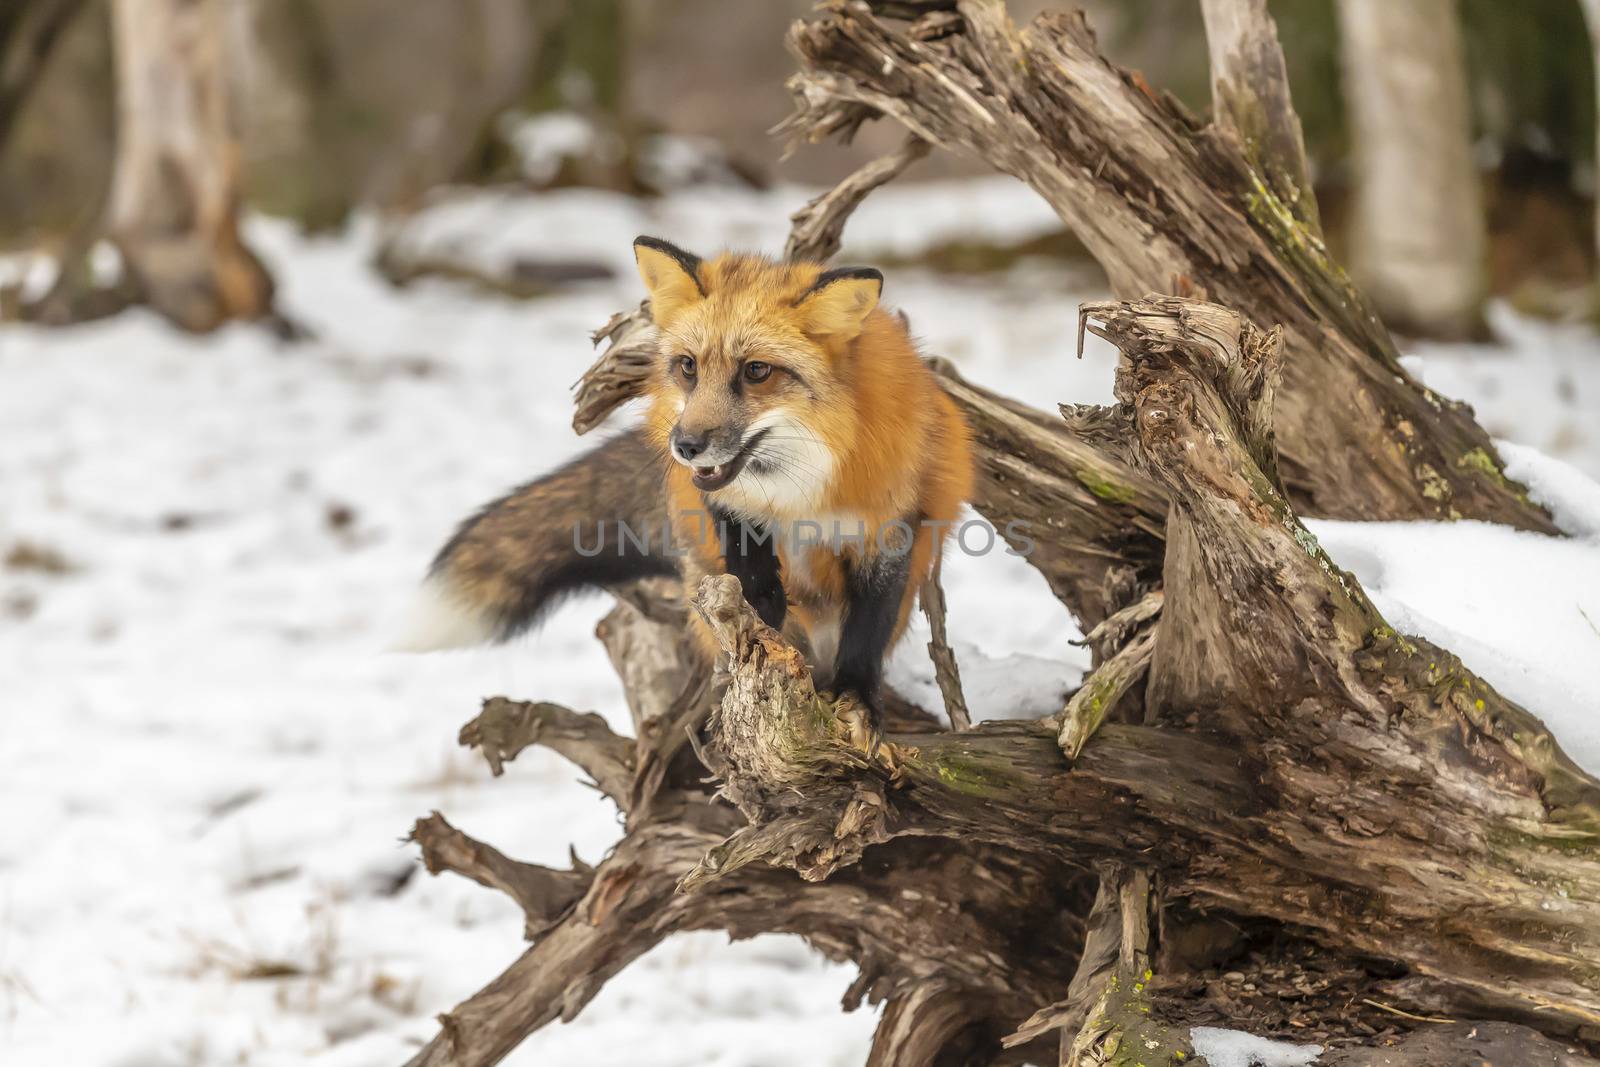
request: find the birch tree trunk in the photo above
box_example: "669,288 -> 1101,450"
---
107,0 -> 273,331
1335,0 -> 1486,339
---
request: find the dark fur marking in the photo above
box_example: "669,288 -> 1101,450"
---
829,532 -> 913,723
794,266 -> 883,305
488,547 -> 677,642
710,505 -> 786,631
633,236 -> 706,296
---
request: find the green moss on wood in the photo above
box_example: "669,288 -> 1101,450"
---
1455,446 -> 1533,504
1417,462 -> 1453,504
1457,446 -> 1502,479
930,754 -> 1000,798
1061,669 -> 1130,759
909,748 -> 1025,800
1240,170 -> 1403,371
1487,823 -> 1600,861
1075,963 -> 1193,1066
1076,466 -> 1140,504
1360,627 -> 1600,829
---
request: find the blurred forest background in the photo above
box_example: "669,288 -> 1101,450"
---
3,0 -> 1600,337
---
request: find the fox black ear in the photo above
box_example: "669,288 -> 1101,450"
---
633,237 -> 705,323
796,267 -> 882,340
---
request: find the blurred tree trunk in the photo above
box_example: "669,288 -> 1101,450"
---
218,0 -> 351,230
106,0 -> 272,331
1335,0 -> 1486,340
0,0 -> 88,154
1582,0 -> 1600,275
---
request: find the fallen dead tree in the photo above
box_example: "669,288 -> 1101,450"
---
400,3 -> 1599,1064
405,297 -> 1600,1067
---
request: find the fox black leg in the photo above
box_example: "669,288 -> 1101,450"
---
830,545 -> 912,750
711,506 -> 786,630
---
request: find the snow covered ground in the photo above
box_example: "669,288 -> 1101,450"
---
2,180 -> 1598,1065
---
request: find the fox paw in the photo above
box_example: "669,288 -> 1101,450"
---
830,692 -> 908,778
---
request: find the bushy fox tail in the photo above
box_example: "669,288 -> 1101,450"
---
396,429 -> 676,650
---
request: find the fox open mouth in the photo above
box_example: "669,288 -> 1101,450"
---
690,429 -> 768,491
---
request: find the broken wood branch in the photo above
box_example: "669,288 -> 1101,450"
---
408,812 -> 593,940
1199,0 -> 1321,234
918,551 -> 970,730
785,133 -> 930,263
458,697 -> 635,806
1056,621 -> 1156,759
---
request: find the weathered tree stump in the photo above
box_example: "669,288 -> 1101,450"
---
402,298 -> 1600,1067
400,4 -> 1597,1065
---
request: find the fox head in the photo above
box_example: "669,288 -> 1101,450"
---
634,236 -> 884,516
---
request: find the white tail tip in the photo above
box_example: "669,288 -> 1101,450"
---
389,576 -> 498,652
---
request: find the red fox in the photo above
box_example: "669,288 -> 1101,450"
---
403,236 -> 974,742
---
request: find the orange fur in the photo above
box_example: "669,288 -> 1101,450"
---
637,248 -> 974,669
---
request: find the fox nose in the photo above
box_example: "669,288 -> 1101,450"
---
672,430 -> 709,463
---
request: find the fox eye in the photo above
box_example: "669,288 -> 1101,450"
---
676,355 -> 696,379
743,361 -> 772,383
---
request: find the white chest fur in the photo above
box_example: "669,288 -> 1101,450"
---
776,511 -> 873,588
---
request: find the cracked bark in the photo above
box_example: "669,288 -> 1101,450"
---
405,699 -> 1091,1067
